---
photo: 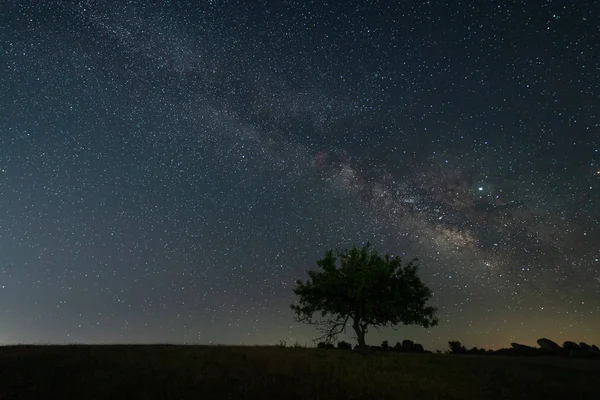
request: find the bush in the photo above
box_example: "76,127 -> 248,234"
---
317,342 -> 335,349
413,343 -> 425,353
402,340 -> 415,351
381,340 -> 389,350
448,341 -> 467,354
467,347 -> 489,355
337,341 -> 352,350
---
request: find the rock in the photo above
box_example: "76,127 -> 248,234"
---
510,343 -> 538,355
537,338 -> 561,350
563,341 -> 579,350
579,342 -> 591,350
402,339 -> 415,351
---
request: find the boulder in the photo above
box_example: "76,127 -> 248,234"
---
510,343 -> 538,355
563,341 -> 579,350
579,342 -> 591,350
537,338 -> 561,350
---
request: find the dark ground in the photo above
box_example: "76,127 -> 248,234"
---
0,345 -> 598,399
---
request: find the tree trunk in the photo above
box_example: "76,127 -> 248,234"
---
353,319 -> 366,348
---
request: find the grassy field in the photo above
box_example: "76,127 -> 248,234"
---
0,345 -> 598,400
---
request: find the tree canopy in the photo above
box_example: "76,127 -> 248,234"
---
291,243 -> 438,347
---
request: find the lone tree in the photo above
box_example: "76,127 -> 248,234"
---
291,243 -> 438,347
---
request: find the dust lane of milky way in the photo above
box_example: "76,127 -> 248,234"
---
0,0 -> 598,349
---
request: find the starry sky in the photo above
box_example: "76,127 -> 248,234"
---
1,0 -> 599,350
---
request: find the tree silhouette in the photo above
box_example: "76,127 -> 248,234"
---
291,242 -> 438,347
448,341 -> 467,354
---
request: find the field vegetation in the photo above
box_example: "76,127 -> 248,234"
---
1,344 -> 598,399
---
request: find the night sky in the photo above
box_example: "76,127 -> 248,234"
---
1,0 -> 598,350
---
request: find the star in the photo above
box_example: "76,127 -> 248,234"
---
0,0 -> 597,350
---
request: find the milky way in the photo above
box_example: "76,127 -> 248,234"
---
0,1 -> 598,349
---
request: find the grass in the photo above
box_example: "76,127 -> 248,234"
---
0,345 -> 598,400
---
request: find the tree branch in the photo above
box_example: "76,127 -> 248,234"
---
313,313 -> 350,344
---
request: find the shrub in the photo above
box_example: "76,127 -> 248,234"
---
448,341 -> 467,354
402,340 -> 415,351
337,341 -> 352,350
317,342 -> 335,349
412,343 -> 425,353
